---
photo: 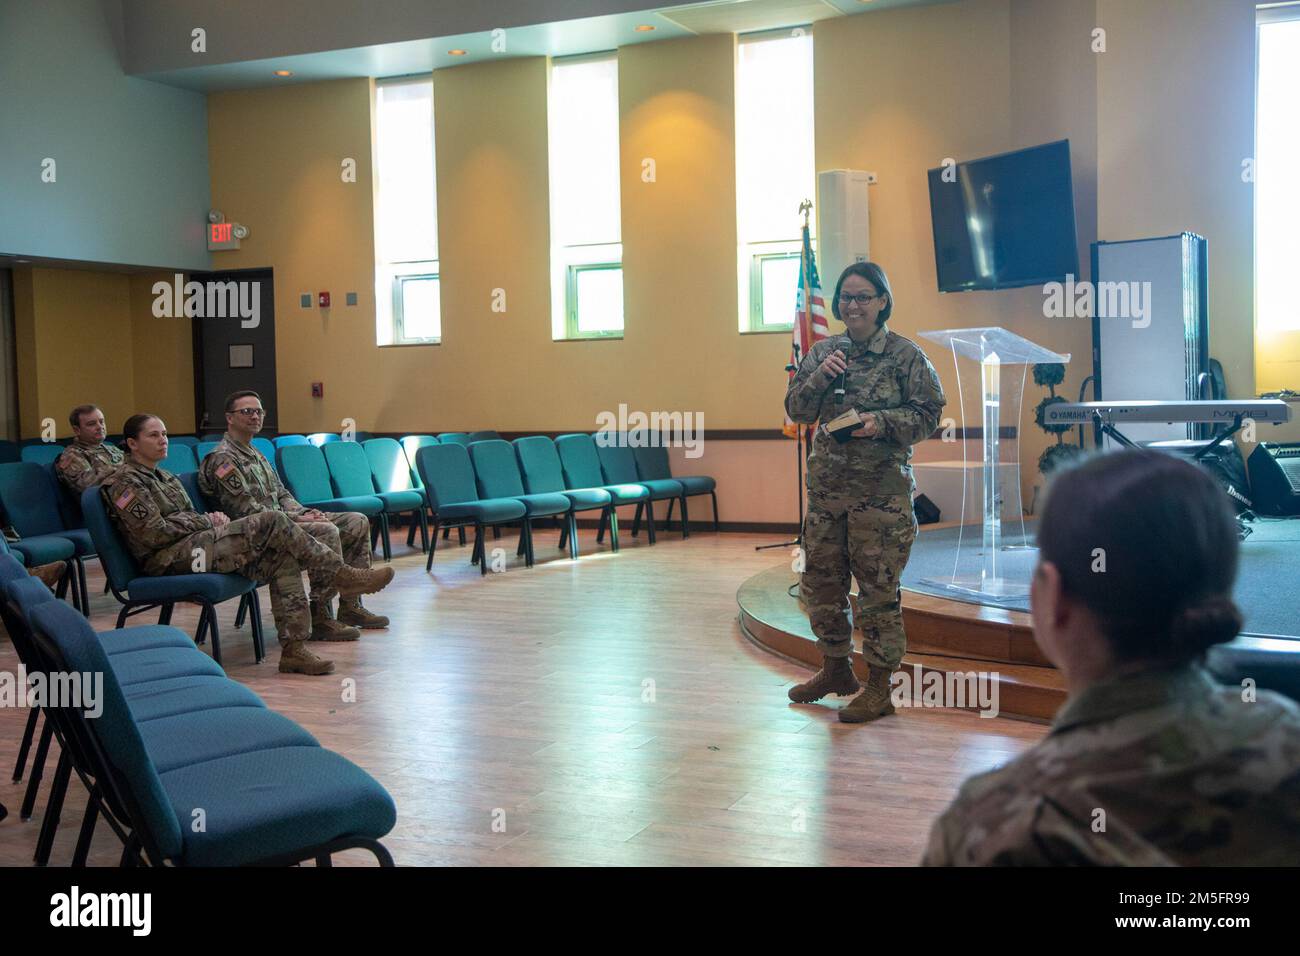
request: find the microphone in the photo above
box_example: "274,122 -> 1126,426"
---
834,371 -> 846,397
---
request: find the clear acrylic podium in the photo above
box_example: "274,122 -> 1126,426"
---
917,327 -> 1070,598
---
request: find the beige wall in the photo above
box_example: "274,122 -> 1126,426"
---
11,267 -> 193,439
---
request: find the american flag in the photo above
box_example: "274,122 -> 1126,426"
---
783,222 -> 828,438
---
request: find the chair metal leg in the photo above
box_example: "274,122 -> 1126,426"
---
379,513 -> 392,562
72,798 -> 99,867
34,750 -> 72,866
711,491 -> 720,531
567,513 -> 579,560
471,524 -> 483,566
608,508 -> 620,553
159,603 -> 174,626
457,526 -> 466,545
13,707 -> 40,782
558,521 -> 568,552
631,502 -> 643,538
477,524 -> 488,576
234,593 -> 247,628
645,499 -> 658,545
316,853 -> 333,867
249,590 -> 266,662
115,604 -> 130,629
417,507 -> 430,553
442,525 -> 451,541
596,508 -> 607,543
194,604 -> 208,646
664,497 -> 675,531
523,520 -> 535,568
55,565 -> 70,601
519,523 -> 530,556
75,557 -> 89,617
206,603 -> 223,665
492,525 -> 501,540
427,521 -> 440,571
680,495 -> 690,539
21,719 -> 55,819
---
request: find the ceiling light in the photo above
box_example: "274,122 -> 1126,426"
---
448,49 -> 468,56
634,24 -> 655,32
273,70 -> 293,76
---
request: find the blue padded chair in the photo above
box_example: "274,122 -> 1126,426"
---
595,435 -> 686,539
437,432 -> 471,446
158,444 -> 198,475
199,433 -> 224,442
273,434 -> 308,448
402,436 -> 461,545
0,440 -> 21,464
363,438 -> 431,553
18,594 -> 396,867
0,462 -> 95,613
414,444 -> 525,574
631,435 -> 719,533
554,433 -> 657,545
322,441 -> 424,560
468,440 -> 571,568
20,443 -> 65,466
513,436 -> 615,559
196,441 -> 219,462
169,436 -> 199,448
307,433 -> 340,447
251,436 -> 276,461
467,430 -> 502,443
275,445 -> 384,557
80,485 -> 264,665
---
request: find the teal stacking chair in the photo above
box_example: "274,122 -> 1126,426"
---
307,433 -> 340,447
400,435 -> 458,546
513,437 -> 616,558
276,444 -> 384,554
80,485 -> 264,664
158,444 -> 198,475
196,441 -> 220,462
20,443 -> 65,466
0,440 -> 20,464
251,436 -> 276,461
631,437 -> 719,533
467,430 -> 501,443
363,438 -> 431,553
468,440 -> 571,567
199,433 -> 224,442
414,444 -> 526,574
0,462 -> 95,612
273,435 -> 308,449
437,432 -> 470,446
169,436 -> 199,448
323,441 -> 423,560
595,435 -> 687,539
554,433 -> 657,545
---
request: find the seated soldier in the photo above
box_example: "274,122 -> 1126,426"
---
199,389 -> 388,643
922,450 -> 1300,865
55,404 -> 124,495
105,413 -> 395,676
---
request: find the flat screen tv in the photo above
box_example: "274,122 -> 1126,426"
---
927,139 -> 1079,292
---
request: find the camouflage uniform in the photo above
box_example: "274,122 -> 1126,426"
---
56,439 -> 124,495
784,324 -> 945,669
922,663 -> 1300,865
198,433 -> 372,611
103,459 -> 343,647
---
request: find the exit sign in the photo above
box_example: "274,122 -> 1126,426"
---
208,222 -> 241,251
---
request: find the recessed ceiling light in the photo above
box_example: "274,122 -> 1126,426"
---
634,24 -> 655,32
273,70 -> 293,76
448,49 -> 468,56
15,259 -> 30,263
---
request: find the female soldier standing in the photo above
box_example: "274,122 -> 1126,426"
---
784,262 -> 945,722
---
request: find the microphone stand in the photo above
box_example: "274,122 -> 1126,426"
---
757,345 -> 808,552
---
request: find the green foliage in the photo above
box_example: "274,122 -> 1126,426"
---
1034,395 -> 1073,435
1038,442 -> 1086,476
1033,363 -> 1065,388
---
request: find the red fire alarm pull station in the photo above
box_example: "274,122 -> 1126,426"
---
318,292 -> 330,308
311,382 -> 323,398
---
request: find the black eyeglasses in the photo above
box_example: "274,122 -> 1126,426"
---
838,292 -> 882,306
232,408 -> 265,418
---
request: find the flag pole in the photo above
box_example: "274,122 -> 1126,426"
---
756,199 -> 815,553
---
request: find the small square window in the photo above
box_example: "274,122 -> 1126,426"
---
395,274 -> 440,343
567,264 -> 624,338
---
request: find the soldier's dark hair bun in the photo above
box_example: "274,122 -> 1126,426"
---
1037,450 -> 1242,664
1168,596 -> 1243,654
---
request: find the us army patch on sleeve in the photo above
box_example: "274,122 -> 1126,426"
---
128,500 -> 149,520
215,461 -> 234,478
114,488 -> 136,510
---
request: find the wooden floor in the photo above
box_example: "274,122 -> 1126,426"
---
0,526 -> 1047,866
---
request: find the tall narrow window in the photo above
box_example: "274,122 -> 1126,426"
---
1257,9 -> 1300,334
736,29 -> 815,332
375,76 -> 439,345
549,53 -> 623,340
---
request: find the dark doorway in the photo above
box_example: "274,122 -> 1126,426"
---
190,268 -> 278,435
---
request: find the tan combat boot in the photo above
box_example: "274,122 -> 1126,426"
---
333,564 -> 395,598
337,598 -> 389,629
279,640 -> 336,676
309,602 -> 361,642
839,666 -> 896,723
788,655 -> 860,703
29,562 -> 65,591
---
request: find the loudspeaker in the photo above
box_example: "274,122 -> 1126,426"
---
913,493 -> 941,525
1248,443 -> 1300,516
817,169 -> 871,285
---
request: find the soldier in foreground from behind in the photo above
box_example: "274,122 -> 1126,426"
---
55,404 -> 124,494
104,413 -> 395,676
923,450 -> 1300,865
199,389 -> 387,643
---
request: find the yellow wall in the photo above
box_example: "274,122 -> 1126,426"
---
10,267 -> 193,439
